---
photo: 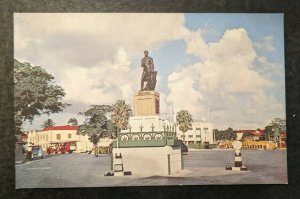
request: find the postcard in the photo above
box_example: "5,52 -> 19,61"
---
14,13 -> 287,188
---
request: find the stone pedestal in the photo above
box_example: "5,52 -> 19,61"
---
112,146 -> 182,176
134,91 -> 160,116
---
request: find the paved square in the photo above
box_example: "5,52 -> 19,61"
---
16,149 -> 287,188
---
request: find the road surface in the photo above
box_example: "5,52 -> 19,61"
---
16,149 -> 287,188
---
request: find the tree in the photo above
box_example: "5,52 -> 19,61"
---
14,59 -> 69,133
176,110 -> 193,143
242,131 -> 253,140
214,129 -> 221,141
215,128 -> 237,141
111,100 -> 132,131
41,119 -> 55,129
107,119 -> 118,139
265,118 -> 286,142
111,100 -> 132,146
68,118 -> 78,126
77,105 -> 112,156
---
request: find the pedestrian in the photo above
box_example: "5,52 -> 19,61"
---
22,142 -> 33,163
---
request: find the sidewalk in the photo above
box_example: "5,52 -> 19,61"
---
188,148 -> 234,152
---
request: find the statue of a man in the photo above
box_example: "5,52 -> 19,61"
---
141,50 -> 157,91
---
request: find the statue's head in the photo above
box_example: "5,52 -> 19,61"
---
144,50 -> 149,57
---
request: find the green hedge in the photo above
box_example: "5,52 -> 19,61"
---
187,143 -> 218,149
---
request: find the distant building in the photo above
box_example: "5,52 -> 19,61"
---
176,122 -> 214,145
236,129 -> 266,141
27,125 -> 93,152
122,115 -> 172,133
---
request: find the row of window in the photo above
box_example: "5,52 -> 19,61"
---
180,135 -> 201,138
56,133 -> 72,140
29,133 -> 72,142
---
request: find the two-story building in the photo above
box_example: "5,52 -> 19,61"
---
176,122 -> 214,145
27,125 -> 93,152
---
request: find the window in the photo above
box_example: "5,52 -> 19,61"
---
56,134 -> 61,140
46,135 -> 48,141
188,135 -> 193,138
68,134 -> 72,139
203,128 -> 208,130
196,135 -> 201,138
181,135 -> 184,138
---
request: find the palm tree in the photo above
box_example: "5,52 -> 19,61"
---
176,110 -> 193,143
111,100 -> 132,147
68,118 -> 78,126
41,118 -> 55,129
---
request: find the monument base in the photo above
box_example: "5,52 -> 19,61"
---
112,146 -> 182,176
134,91 -> 160,116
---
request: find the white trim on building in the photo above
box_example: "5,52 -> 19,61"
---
176,122 -> 214,144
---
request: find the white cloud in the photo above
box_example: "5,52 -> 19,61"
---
256,56 -> 284,77
60,47 -> 139,105
14,13 -> 188,68
14,13 -> 188,130
167,28 -> 284,129
15,14 -> 285,131
254,35 -> 276,52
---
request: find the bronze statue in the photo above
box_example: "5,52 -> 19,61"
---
140,50 -> 157,91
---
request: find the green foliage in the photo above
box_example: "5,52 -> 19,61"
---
215,127 -> 237,141
188,142 -> 218,149
265,118 -> 286,141
111,100 -> 132,132
107,119 -> 118,138
176,110 -> 193,142
77,100 -> 132,147
14,59 -> 69,133
40,118 -> 55,129
241,131 -> 253,140
77,105 -> 113,145
68,118 -> 78,126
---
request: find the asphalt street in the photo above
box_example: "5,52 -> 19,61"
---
15,149 -> 287,188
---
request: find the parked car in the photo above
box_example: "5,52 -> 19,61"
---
30,145 -> 43,160
47,141 -> 77,154
178,140 -> 188,153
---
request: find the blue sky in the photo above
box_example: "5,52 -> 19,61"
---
14,13 -> 285,130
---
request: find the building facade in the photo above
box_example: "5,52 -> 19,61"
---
176,122 -> 214,144
27,125 -> 93,152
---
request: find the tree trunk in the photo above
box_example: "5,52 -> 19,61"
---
93,143 -> 98,157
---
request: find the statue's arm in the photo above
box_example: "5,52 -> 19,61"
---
141,58 -> 144,67
150,58 -> 154,70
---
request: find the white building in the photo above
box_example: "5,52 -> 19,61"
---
27,125 -> 93,152
176,122 -> 214,145
121,115 -> 172,133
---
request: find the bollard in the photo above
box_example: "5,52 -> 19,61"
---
168,154 -> 171,175
181,153 -> 184,170
225,141 -> 247,172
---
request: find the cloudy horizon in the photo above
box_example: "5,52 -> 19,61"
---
14,13 -> 285,131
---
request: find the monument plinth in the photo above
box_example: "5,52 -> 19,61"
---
107,50 -> 182,177
134,91 -> 160,116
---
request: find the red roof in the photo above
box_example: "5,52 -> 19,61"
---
237,130 -> 266,136
43,125 -> 79,131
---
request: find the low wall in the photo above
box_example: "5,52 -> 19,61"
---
112,146 -> 182,176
